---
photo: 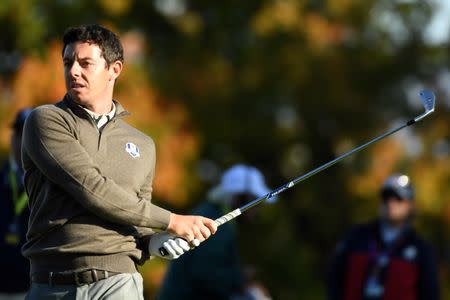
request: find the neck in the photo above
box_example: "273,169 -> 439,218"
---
384,219 -> 407,229
69,94 -> 114,115
83,101 -> 113,115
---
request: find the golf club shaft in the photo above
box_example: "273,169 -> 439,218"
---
158,119 -> 412,256
160,88 -> 435,256
215,118 -> 419,226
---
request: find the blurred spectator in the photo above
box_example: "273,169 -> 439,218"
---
0,108 -> 32,300
327,174 -> 440,300
157,164 -> 274,300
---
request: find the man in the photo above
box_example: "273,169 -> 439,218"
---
0,109 -> 32,300
327,174 -> 440,300
157,164 -> 274,300
22,24 -> 217,299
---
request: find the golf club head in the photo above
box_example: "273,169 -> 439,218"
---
420,90 -> 435,113
415,90 -> 435,122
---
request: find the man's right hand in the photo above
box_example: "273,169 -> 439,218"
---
167,213 -> 217,244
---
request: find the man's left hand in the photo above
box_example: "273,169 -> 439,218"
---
148,232 -> 191,260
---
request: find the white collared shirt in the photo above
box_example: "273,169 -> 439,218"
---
80,102 -> 116,129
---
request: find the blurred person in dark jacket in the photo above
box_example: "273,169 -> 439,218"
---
0,108 -> 32,300
327,174 -> 440,300
157,164 -> 274,300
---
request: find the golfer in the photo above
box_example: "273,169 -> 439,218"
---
22,24 -> 216,299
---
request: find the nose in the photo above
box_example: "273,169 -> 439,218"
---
68,61 -> 81,78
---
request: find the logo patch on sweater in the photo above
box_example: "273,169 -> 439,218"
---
125,142 -> 140,158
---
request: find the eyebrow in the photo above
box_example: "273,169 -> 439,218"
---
77,57 -> 94,62
63,56 -> 94,62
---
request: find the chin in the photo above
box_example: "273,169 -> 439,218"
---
69,91 -> 88,104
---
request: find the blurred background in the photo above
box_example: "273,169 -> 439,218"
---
0,0 -> 449,299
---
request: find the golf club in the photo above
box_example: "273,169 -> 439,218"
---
160,90 -> 435,256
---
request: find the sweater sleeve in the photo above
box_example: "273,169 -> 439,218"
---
22,106 -> 171,230
135,168 -> 159,258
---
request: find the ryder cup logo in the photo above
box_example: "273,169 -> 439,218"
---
125,142 -> 140,158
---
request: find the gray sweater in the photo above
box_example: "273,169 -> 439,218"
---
21,94 -> 171,275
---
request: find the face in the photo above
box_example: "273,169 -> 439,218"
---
63,42 -> 122,106
381,195 -> 414,225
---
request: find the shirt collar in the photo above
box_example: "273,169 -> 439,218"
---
80,102 -> 116,120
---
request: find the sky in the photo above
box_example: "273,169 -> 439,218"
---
424,0 -> 450,45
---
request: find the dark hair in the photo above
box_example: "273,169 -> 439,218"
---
62,24 -> 124,67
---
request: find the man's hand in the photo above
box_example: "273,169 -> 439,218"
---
167,213 -> 217,244
148,232 -> 190,260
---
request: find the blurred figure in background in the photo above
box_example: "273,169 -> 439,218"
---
327,174 -> 440,300
0,108 -> 32,300
157,164 -> 274,300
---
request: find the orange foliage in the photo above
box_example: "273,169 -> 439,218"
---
411,160 -> 450,214
139,259 -> 168,299
327,0 -> 358,17
97,0 -> 133,16
152,120 -> 198,204
445,203 -> 450,225
172,12 -> 204,36
251,1 -> 346,49
0,42 -> 66,147
304,13 -> 347,49
349,139 -> 404,199
180,54 -> 233,99
251,0 -> 303,36
13,42 -> 66,106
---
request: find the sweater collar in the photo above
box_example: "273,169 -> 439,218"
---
63,93 -> 131,120
80,101 -> 116,121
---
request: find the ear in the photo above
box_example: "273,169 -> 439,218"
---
109,60 -> 123,81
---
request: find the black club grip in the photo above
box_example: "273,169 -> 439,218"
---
159,247 -> 168,256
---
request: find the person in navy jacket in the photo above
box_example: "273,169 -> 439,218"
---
327,174 -> 440,300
